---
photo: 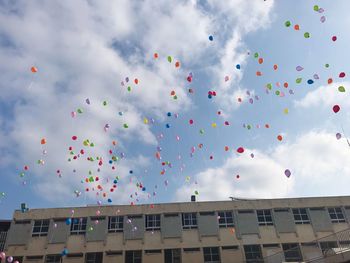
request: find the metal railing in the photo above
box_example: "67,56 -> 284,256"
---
263,228 -> 350,263
0,231 -> 7,251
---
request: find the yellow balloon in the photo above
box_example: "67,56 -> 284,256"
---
211,123 -> 217,128
283,108 -> 289,114
143,118 -> 149,124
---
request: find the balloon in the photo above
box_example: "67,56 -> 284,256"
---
167,112 -> 172,117
273,64 -> 278,70
72,136 -> 77,140
307,79 -> 314,84
236,64 -> 241,69
258,58 -> 264,64
175,61 -> 180,68
332,36 -> 337,42
166,124 -> 170,128
189,119 -> 194,125
236,175 -> 240,179
284,169 -> 291,178
285,21 -> 291,27
225,76 -> 229,82
256,71 -> 262,76
224,146 -> 229,151
333,105 -> 340,113
313,74 -> 319,79
296,66 -> 304,71
304,32 -> 310,38
155,152 -> 161,160
338,86 -> 345,92
237,147 -> 244,154
320,16 -> 326,23
296,78 -> 302,84
154,53 -> 158,59
277,135 -> 283,141
208,35 -> 213,41
336,133 -> 342,140
65,218 -> 71,225
0,252 -> 5,259
40,138 -> 46,145
313,5 -> 319,11
284,108 -> 289,114
71,111 -> 76,118
123,124 -> 129,128
167,56 -> 172,63
31,66 -> 38,73
294,24 -> 300,30
339,72 -> 346,78
254,52 -> 259,58
7,256 -> 13,263
61,248 -> 68,256
211,123 -> 217,128
85,98 -> 90,104
328,78 -> 333,84
325,63 -> 330,68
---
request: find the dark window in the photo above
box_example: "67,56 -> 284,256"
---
292,208 -> 310,224
45,255 -> 62,263
182,213 -> 197,229
67,253 -> 83,258
164,249 -> 181,263
70,217 -> 87,235
244,245 -> 263,263
105,251 -> 123,256
12,257 -> 23,263
145,214 -> 161,231
200,212 -> 215,216
319,241 -> 338,255
222,246 -> 238,250
203,247 -> 220,263
145,250 -> 161,254
125,250 -> 142,263
263,244 -> 280,248
85,252 -> 103,263
328,207 -> 346,223
26,256 -> 43,260
282,243 -> 303,262
217,211 -> 234,228
32,220 -> 50,237
108,216 -> 123,232
257,210 -> 273,226
238,210 -> 254,214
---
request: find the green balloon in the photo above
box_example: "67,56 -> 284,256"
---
296,78 -> 302,84
167,56 -> 172,63
285,21 -> 291,27
338,86 -> 346,92
313,5 -> 319,11
173,95 -> 177,100
266,83 -> 272,90
254,52 -> 259,58
304,32 -> 310,38
247,125 -> 251,130
325,63 -> 330,68
275,90 -> 280,96
199,129 -> 205,134
127,86 -> 131,92
123,124 -> 129,128
77,108 -> 83,113
103,101 -> 107,106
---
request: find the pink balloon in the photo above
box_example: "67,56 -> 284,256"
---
0,252 -> 5,259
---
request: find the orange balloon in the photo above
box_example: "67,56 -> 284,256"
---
31,66 -> 38,73
277,135 -> 283,141
283,82 -> 289,88
256,71 -> 262,76
224,146 -> 229,151
258,58 -> 264,64
265,124 -> 270,128
273,64 -> 278,70
112,140 -> 117,146
40,138 -> 46,145
294,24 -> 300,30
134,78 -> 139,85
328,78 -> 333,84
175,61 -> 180,68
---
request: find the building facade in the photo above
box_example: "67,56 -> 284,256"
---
3,196 -> 350,263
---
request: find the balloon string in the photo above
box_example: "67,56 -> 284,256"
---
341,125 -> 350,147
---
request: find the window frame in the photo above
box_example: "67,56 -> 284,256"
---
328,207 -> 346,223
70,217 -> 87,235
108,216 -> 124,233
282,243 -> 303,262
257,209 -> 273,226
217,211 -> 234,228
85,252 -> 103,263
32,219 -> 50,237
164,248 -> 181,263
182,213 -> 198,229
292,208 -> 310,224
125,250 -> 142,263
203,247 -> 220,263
45,255 -> 62,263
244,244 -> 263,263
145,214 -> 161,231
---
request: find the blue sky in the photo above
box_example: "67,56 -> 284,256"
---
1,0 -> 350,219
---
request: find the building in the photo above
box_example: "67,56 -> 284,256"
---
0,220 -> 11,252
2,195 -> 350,263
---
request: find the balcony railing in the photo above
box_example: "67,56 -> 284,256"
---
263,228 -> 350,263
0,231 -> 7,251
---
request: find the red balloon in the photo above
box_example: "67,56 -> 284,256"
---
333,105 -> 340,113
72,136 -> 77,140
339,72 -> 346,78
237,147 -> 244,153
189,119 -> 194,125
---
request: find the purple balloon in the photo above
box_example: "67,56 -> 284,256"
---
313,74 -> 319,80
249,98 -> 253,104
284,169 -> 291,178
296,66 -> 304,71
318,8 -> 324,13
336,133 -> 342,140
320,16 -> 326,23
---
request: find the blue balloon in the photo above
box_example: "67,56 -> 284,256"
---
61,248 -> 68,256
142,187 -> 146,191
167,112 -> 171,117
166,123 -> 170,128
208,94 -> 212,99
208,35 -> 214,41
108,198 -> 112,203
65,218 -> 71,225
236,64 -> 241,69
307,79 -> 314,84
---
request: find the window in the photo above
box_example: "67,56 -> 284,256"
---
26,256 -> 43,260
108,216 -> 123,232
183,248 -> 200,252
12,257 -> 23,263
319,241 -> 338,255
182,213 -> 197,229
292,208 -> 310,224
262,244 -> 280,248
45,255 -> 61,263
145,250 -> 161,254
70,217 -> 87,235
218,211 -> 234,228
244,245 -> 263,263
85,252 -> 103,263
164,249 -> 181,263
328,207 -> 346,223
203,247 -> 220,263
282,243 -> 303,262
257,210 -> 273,226
145,214 -> 160,231
125,250 -> 142,263
32,219 -> 50,237
222,246 -> 238,250
106,251 -> 123,256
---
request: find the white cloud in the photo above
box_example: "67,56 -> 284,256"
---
175,130 -> 350,201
